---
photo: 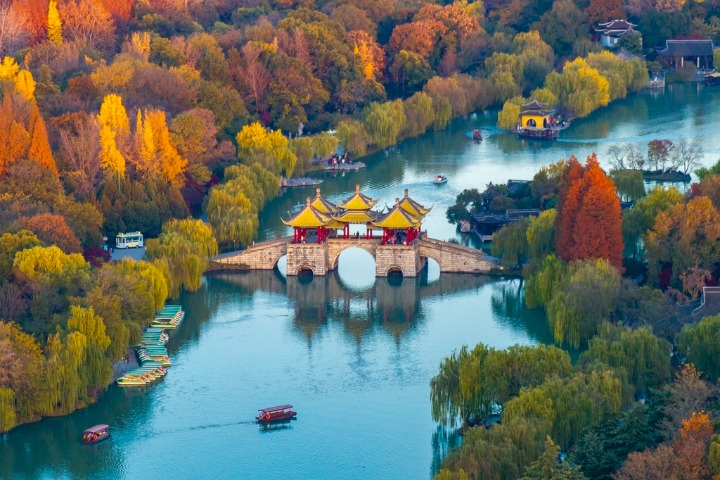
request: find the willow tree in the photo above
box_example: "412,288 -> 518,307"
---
363,100 -> 406,149
235,122 -> 296,177
67,305 -> 112,390
679,315 -> 720,381
546,258 -> 621,347
504,370 -> 622,449
145,219 -> 217,298
336,119 -> 369,157
431,343 -> 571,427
492,218 -> 530,266
578,322 -> 671,401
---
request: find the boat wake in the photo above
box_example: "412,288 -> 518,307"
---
150,420 -> 259,437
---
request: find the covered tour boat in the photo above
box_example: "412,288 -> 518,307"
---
515,100 -> 565,140
256,405 -> 297,423
82,424 -> 110,444
433,174 -> 447,185
472,129 -> 482,141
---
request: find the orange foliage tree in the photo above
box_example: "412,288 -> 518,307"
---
584,0 -> 625,25
20,213 -> 83,253
388,19 -> 447,59
555,154 -> 623,269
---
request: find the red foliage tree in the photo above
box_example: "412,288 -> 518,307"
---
20,213 -> 82,253
555,153 -> 624,269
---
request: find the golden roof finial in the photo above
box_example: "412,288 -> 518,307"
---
316,188 -> 321,197
306,197 -> 311,205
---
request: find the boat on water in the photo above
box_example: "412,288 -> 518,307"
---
82,424 -> 110,444
515,100 -> 568,141
433,174 -> 447,185
256,405 -> 297,423
472,129 -> 482,141
706,72 -> 720,85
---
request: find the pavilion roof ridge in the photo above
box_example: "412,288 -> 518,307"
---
338,184 -> 377,210
282,197 -> 333,228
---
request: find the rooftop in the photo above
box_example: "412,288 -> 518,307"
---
658,39 -> 714,57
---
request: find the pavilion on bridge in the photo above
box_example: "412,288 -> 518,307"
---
281,185 -> 430,244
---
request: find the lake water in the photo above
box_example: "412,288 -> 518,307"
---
2,84 -> 719,479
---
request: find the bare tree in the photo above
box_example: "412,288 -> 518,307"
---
235,42 -> 271,115
626,144 -> 646,170
57,115 -> 103,199
607,143 -> 629,170
0,2 -> 30,57
671,139 -> 703,174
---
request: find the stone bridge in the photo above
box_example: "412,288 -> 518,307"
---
209,235 -> 501,277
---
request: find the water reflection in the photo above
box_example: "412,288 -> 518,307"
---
207,267 -> 556,348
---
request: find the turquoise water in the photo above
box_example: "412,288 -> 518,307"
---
3,84 -> 720,479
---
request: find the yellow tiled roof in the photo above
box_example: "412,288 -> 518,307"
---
333,210 -> 378,224
338,184 -> 377,210
282,199 -> 332,228
371,204 -> 421,230
399,189 -> 431,217
311,188 -> 339,214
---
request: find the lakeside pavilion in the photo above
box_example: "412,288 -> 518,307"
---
281,185 -> 430,244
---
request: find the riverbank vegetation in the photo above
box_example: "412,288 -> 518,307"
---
0,0 -> 715,445
436,153 -> 720,479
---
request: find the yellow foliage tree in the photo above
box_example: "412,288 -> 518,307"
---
133,109 -> 187,187
0,57 -> 19,80
13,245 -> 89,283
235,122 -> 296,176
47,0 -> 63,45
13,70 -> 36,102
98,94 -> 129,136
99,124 -> 126,183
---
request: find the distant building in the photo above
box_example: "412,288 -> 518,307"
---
614,47 -> 643,61
657,39 -> 715,70
594,19 -> 637,48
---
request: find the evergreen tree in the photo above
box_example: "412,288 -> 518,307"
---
522,436 -> 587,479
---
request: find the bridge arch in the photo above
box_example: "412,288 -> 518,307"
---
385,265 -> 404,277
327,239 -> 378,271
336,247 -> 376,291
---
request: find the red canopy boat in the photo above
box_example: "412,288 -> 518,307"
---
256,405 -> 297,423
82,424 -> 110,444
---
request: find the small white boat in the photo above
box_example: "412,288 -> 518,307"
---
433,174 -> 447,185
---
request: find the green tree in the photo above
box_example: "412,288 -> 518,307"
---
522,436 -> 587,479
403,92 -> 435,138
610,169 -> 645,202
363,100 -> 406,149
504,369 -> 622,449
679,315 -> 720,381
578,322 -> 671,401
66,305 -> 112,390
437,418 -> 548,480
145,219 -> 218,298
0,230 -> 41,284
526,209 -> 556,263
533,0 -> 588,56
336,119 -> 370,157
492,218 -> 530,266
546,259 -> 621,347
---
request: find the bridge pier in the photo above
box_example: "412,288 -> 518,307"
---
286,243 -> 328,276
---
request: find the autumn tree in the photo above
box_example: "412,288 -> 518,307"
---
0,230 -> 40,283
0,321 -> 46,430
622,186 -> 682,259
545,59 -> 610,118
645,196 -> 720,288
19,213 -> 82,253
133,109 -> 187,187
230,43 -> 270,115
647,139 -> 674,171
0,3 -> 30,57
97,94 -> 128,185
336,119 -> 370,157
66,305 -> 112,391
27,104 -> 57,174
59,0 -> 116,52
236,122 -> 296,177
56,112 -> 102,199
47,0 -> 62,45
555,154 -> 623,269
584,0 -> 625,26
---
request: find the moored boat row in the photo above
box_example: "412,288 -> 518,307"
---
150,305 -> 185,330
117,305 -> 184,387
